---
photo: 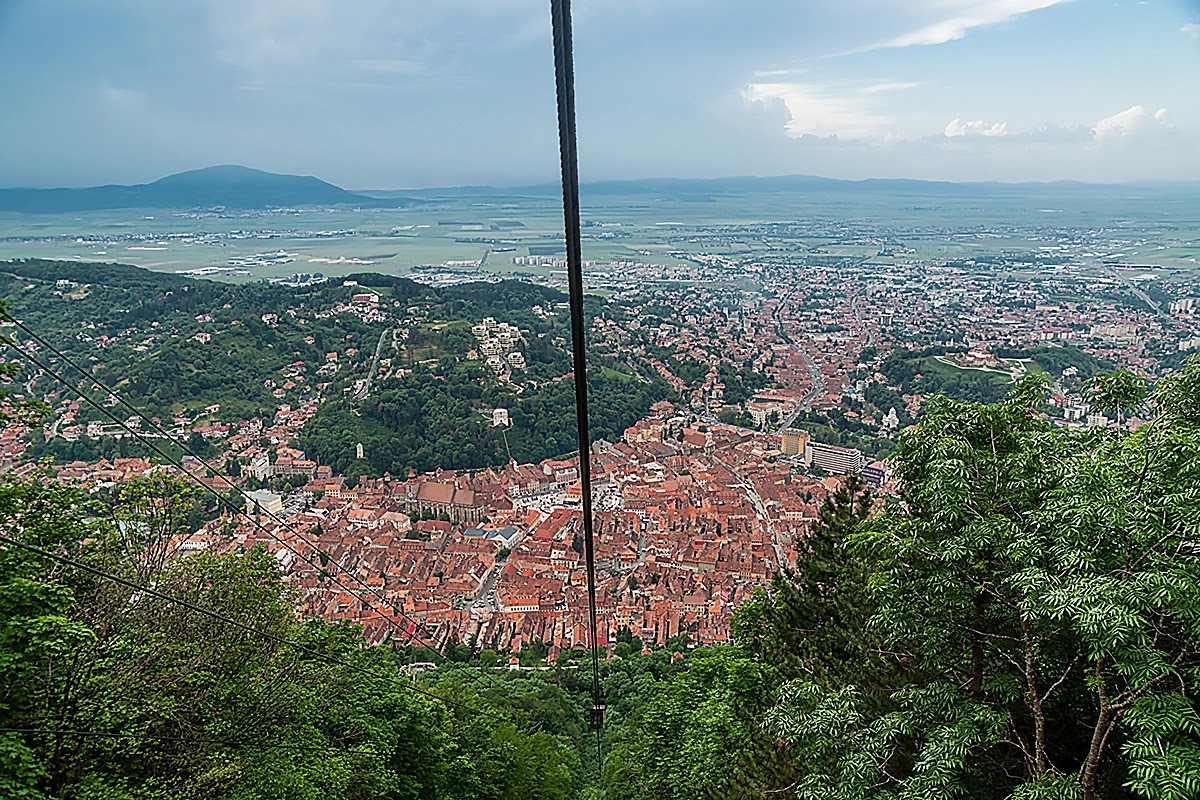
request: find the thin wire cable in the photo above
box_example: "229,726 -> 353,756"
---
0,344 -> 532,738
2,320 -> 520,707
7,331 -> 534,741
0,532 -> 509,723
3,324 -> 430,644
0,727 -> 397,760
0,344 -> 529,752
2,336 -> 440,665
549,0 -> 604,774
15,322 -> 548,739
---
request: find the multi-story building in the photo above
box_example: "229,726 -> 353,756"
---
805,441 -> 863,476
780,429 -> 809,457
245,489 -> 284,516
862,461 -> 888,489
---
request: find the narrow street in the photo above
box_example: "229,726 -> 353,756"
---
771,285 -> 826,432
851,290 -> 875,348
718,454 -> 787,570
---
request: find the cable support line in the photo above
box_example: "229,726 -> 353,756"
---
549,0 -> 605,773
0,727 -> 401,761
0,532 -> 510,724
0,325 -> 522,707
2,318 -> 508,657
2,338 -> 528,743
2,322 -> 429,642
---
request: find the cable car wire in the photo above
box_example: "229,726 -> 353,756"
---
0,727 -> 401,761
3,317 -> 435,648
549,0 -> 605,774
0,322 -> 530,719
0,532 -> 510,723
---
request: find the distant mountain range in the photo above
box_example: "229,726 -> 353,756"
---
1,165 -> 1195,213
368,174 -> 1199,202
0,165 -> 413,213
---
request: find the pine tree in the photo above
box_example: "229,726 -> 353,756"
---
732,473 -> 877,688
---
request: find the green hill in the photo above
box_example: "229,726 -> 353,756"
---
0,165 -> 417,212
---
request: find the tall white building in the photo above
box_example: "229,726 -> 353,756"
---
805,441 -> 864,476
246,490 -> 284,517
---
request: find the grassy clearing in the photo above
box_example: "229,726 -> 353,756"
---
598,366 -> 635,381
928,355 -> 1015,384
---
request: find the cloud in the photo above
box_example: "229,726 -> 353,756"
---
744,116 -> 1200,184
944,118 -> 1008,137
1182,23 -> 1200,39
875,0 -> 1068,49
740,79 -> 921,140
753,68 -> 806,78
742,82 -> 894,140
860,81 -> 921,94
1092,105 -> 1169,140
202,0 -> 539,90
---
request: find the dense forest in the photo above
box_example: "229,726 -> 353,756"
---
304,367 -> 668,476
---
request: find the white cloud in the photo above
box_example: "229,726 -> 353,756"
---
753,68 -> 806,78
860,81 -> 921,94
202,0 -> 539,89
1092,105 -> 1169,140
944,118 -> 1008,137
1182,23 -> 1200,39
876,0 -> 1068,49
737,115 -> 1199,183
742,82 -> 894,140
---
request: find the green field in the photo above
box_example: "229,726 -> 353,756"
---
927,355 -> 1015,385
1,186 -> 1197,285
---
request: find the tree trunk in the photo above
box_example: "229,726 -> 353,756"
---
1022,619 -> 1047,778
968,594 -> 985,698
1082,706 -> 1112,800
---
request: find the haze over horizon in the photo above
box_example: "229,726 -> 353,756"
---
5,163 -> 1200,196
1,0 -> 1198,189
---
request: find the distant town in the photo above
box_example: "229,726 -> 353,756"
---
3,184 -> 1198,661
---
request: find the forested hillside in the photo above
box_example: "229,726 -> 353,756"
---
0,260 -> 422,420
880,344 -> 1114,404
304,369 -> 667,476
299,280 -> 670,474
0,260 -> 668,473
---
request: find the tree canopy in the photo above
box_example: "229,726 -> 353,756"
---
609,363 -> 1200,800
0,475 -> 583,800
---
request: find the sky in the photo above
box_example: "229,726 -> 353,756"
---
0,0 -> 1198,188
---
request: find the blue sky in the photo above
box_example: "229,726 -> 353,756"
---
0,0 -> 1197,187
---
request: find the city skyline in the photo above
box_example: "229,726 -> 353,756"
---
1,0 -> 1198,188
